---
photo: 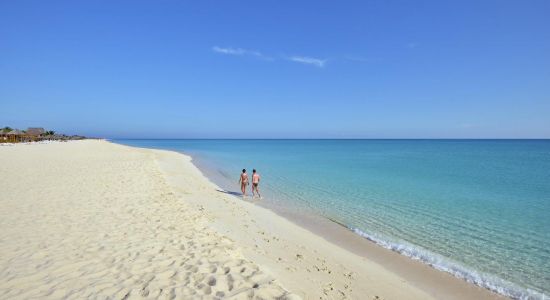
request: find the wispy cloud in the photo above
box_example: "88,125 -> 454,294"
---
287,56 -> 326,67
212,46 -> 325,67
212,46 -> 270,60
212,46 -> 247,55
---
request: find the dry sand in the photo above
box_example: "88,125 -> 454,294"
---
0,140 -> 503,299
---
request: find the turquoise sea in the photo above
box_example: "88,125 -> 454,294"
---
115,139 -> 550,299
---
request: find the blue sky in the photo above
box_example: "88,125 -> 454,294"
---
1,0 -> 549,138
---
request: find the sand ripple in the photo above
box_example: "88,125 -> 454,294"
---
0,141 -> 297,299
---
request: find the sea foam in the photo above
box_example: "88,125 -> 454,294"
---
350,227 -> 545,300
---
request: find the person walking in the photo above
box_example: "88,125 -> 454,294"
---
252,169 -> 261,198
239,169 -> 249,196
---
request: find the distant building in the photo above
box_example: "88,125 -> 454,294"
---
26,127 -> 45,136
0,126 -> 84,143
1,129 -> 24,143
0,130 -> 9,142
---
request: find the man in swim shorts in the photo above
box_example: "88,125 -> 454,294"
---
239,169 -> 249,196
252,169 -> 261,198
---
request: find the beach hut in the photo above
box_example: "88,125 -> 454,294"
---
0,128 -> 11,142
26,127 -> 45,141
26,127 -> 45,136
5,130 -> 24,143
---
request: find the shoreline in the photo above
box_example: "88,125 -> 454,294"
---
116,140 -> 506,299
148,144 -> 433,299
175,144 -> 526,299
262,206 -> 528,299
181,147 -> 510,300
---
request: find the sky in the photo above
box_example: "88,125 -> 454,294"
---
1,0 -> 549,138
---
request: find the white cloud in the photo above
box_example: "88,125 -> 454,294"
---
288,56 -> 326,67
212,46 -> 246,55
212,46 -> 325,67
212,46 -> 270,60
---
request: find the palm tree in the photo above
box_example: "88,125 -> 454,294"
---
2,126 -> 12,133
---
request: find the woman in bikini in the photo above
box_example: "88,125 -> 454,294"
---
252,169 -> 261,198
239,169 -> 249,196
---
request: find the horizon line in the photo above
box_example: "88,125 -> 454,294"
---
108,137 -> 550,140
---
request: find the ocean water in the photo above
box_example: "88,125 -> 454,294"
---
115,139 -> 550,299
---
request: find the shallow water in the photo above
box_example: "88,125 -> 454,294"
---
115,139 -> 550,299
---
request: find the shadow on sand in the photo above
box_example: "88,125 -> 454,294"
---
216,189 -> 243,196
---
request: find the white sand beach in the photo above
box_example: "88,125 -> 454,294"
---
0,140 -> 503,299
